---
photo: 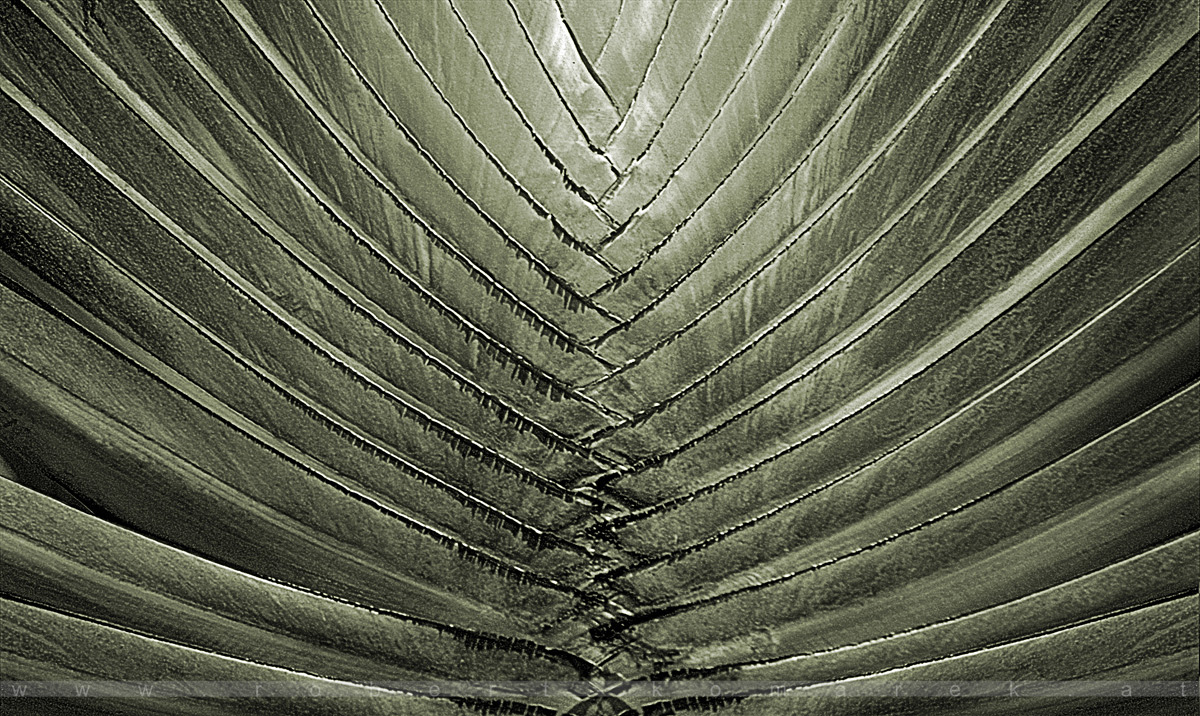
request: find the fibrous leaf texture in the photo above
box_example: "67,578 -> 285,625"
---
0,0 -> 1196,714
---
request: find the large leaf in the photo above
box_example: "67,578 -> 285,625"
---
1,0 -> 1196,713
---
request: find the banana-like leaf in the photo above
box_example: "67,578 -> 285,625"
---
1,0 -> 1196,714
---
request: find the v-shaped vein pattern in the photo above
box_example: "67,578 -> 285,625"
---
1,0 -> 1197,714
